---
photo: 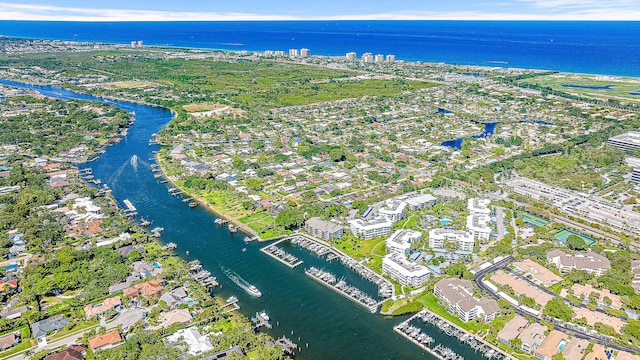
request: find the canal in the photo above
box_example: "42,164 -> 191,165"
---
0,79 -> 486,360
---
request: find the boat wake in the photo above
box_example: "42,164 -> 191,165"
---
222,266 -> 262,297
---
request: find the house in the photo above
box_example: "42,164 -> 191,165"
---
497,315 -> 528,346
513,259 -> 562,287
44,345 -> 86,360
165,327 -> 214,356
571,283 -> 622,309
159,287 -> 188,309
117,245 -> 146,257
385,229 -> 422,256
534,330 -> 568,360
433,278 -> 500,322
584,345 -> 609,360
547,250 -> 610,276
0,305 -> 27,320
0,332 -> 19,350
305,218 -> 344,241
32,315 -> 70,344
89,330 -> 122,352
132,261 -> 162,278
84,296 -> 122,318
561,338 -> 589,360
158,308 -> 192,328
518,322 -> 547,354
122,278 -> 164,299
198,346 -> 244,360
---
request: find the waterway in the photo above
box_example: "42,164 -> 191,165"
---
441,122 -> 497,150
0,78 -> 486,360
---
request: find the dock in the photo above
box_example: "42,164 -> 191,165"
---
251,311 -> 272,329
305,267 -> 378,313
123,199 -> 137,212
274,336 -> 297,355
260,240 -> 303,269
394,314 -> 441,360
220,296 -> 239,314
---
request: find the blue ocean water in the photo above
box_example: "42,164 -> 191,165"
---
1,20 -> 639,77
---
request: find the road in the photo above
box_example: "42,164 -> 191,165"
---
473,256 -> 639,354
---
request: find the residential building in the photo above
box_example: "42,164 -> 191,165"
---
165,327 -> 214,356
361,52 -> 373,62
433,278 -> 500,322
468,198 -> 491,216
386,54 -> 396,62
385,229 -> 422,256
346,52 -> 357,61
159,308 -> 192,328
348,218 -> 393,240
497,315 -> 528,346
608,131 -> 640,151
305,217 -> 344,241
534,330 -> 568,360
467,214 -> 492,241
159,287 -> 188,309
382,254 -> 430,287
84,296 -> 122,318
44,345 -> 86,360
0,305 -> 27,320
122,278 -> 164,299
375,54 -> 385,63
378,199 -> 407,223
428,229 -> 475,252
519,323 -> 548,354
300,48 -> 310,57
32,315 -> 70,344
0,332 -> 18,350
585,345 -> 609,360
289,49 -> 299,57
199,346 -> 244,360
89,330 -> 122,352
632,168 -> 640,184
513,259 -> 562,286
547,250 -> 611,276
405,193 -> 436,210
571,283 -> 622,309
561,338 -> 589,360
633,259 -> 640,293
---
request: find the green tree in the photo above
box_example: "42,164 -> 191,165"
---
543,297 -> 573,322
275,209 -> 304,230
566,235 -> 587,251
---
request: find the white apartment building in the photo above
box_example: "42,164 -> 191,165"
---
346,52 -> 357,61
385,54 -> 396,62
361,52 -> 374,62
375,54 -> 385,63
429,229 -> 475,252
467,214 -> 492,241
434,278 -> 500,322
385,229 -> 422,255
300,48 -> 310,57
348,218 -> 393,240
608,131 -> 640,151
378,199 -> 407,223
382,254 -> 430,287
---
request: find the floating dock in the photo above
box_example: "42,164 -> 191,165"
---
260,240 -> 303,269
305,267 -> 378,313
394,316 -> 441,360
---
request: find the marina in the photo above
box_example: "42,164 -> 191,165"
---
260,240 -> 304,269
305,267 -> 378,313
396,309 -> 513,360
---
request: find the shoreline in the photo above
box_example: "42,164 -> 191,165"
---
154,152 -> 262,240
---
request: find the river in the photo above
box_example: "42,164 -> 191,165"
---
0,78 -> 487,360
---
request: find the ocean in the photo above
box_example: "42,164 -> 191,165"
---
1,20 -> 639,77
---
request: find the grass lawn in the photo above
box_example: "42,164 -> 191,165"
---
213,319 -> 237,333
333,235 -> 385,260
417,293 -> 488,333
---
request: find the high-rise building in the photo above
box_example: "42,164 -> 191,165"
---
346,52 -> 357,61
386,54 -> 396,63
375,54 -> 385,63
131,41 -> 136,48
362,52 -> 374,63
137,40 -> 143,48
300,48 -> 310,57
289,49 -> 299,57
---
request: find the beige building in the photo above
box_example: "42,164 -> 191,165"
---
513,259 -> 562,286
433,278 -> 500,323
534,330 -> 568,360
497,315 -> 528,346
547,250 -> 610,276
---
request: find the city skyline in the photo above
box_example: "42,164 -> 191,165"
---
0,0 -> 639,21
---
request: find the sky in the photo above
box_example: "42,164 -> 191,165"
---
0,0 -> 639,21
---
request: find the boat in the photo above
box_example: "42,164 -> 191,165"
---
259,310 -> 270,321
189,202 -> 198,208
140,218 -> 151,226
222,266 -> 262,297
242,248 -> 247,252
229,225 -> 238,233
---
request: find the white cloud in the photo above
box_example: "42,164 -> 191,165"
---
0,2 -> 638,21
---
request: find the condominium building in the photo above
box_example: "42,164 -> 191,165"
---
382,254 -> 430,287
386,54 -> 396,62
405,193 -> 437,210
346,52 -> 357,61
466,214 -> 492,241
378,199 -> 407,223
433,278 -> 500,322
305,217 -> 344,241
348,218 -> 393,240
608,131 -> 640,151
428,229 -> 475,252
632,168 -> 640,184
546,250 -> 610,276
385,229 -> 422,255
361,52 -> 374,63
300,48 -> 310,57
289,49 -> 299,57
375,54 -> 385,63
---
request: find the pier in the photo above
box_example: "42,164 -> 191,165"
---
260,239 -> 303,269
187,260 -> 218,289
220,296 -> 240,314
305,267 -> 378,313
122,199 -> 137,217
251,311 -> 272,329
274,336 -> 298,355
394,314 -> 442,360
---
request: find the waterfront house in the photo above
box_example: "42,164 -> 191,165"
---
122,278 -> 164,299
164,327 -> 214,356
159,308 -> 192,328
534,330 -> 568,360
497,315 -> 528,346
518,323 -> 548,354
159,287 -> 188,309
561,338 -> 589,360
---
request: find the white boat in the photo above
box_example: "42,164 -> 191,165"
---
247,285 -> 262,297
222,266 -> 262,297
259,310 -> 270,321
